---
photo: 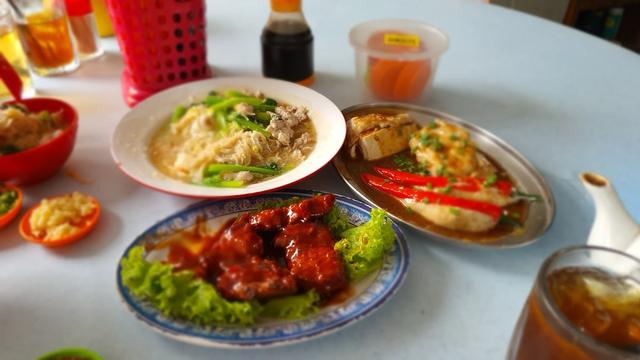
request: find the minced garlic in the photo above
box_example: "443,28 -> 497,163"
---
29,192 -> 96,241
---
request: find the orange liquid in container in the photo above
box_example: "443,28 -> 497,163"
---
512,267 -> 640,359
366,31 -> 431,102
16,11 -> 75,69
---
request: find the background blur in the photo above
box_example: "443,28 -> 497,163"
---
494,0 -> 640,53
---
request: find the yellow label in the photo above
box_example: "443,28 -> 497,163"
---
383,33 -> 420,48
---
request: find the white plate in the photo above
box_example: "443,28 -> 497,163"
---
111,77 -> 346,198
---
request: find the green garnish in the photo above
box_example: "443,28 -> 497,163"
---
392,155 -> 428,175
449,134 -> 460,141
428,121 -> 438,129
263,98 -> 277,106
38,110 -> 52,123
261,290 -> 320,320
202,95 -> 223,106
204,164 -> 281,176
449,207 -> 461,216
323,205 -> 352,238
483,174 -> 498,187
435,166 -> 448,177
512,190 -> 542,202
0,188 -> 18,215
499,214 -> 522,227
215,110 -> 229,133
201,175 -> 245,188
120,246 -> 260,325
253,111 -> 272,126
431,137 -> 443,151
229,113 -> 271,137
419,133 -> 431,146
438,185 -> 452,194
171,105 -> 187,122
334,209 -> 395,281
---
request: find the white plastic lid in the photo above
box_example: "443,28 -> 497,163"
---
349,19 -> 449,61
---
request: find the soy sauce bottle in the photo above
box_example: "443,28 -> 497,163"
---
261,0 -> 314,85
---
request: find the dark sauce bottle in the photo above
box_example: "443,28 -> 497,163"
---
261,0 -> 314,85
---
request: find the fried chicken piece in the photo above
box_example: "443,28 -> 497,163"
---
216,257 -> 298,301
249,194 -> 335,232
198,214 -> 263,277
274,222 -> 347,297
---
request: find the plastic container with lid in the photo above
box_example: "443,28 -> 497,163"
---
349,19 -> 448,102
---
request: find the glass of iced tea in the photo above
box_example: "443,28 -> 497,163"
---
0,5 -> 34,99
9,0 -> 79,76
508,246 -> 640,360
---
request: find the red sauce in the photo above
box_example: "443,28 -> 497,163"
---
324,285 -> 355,306
150,195 -> 349,303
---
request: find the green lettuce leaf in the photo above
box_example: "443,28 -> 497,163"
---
322,205 -> 353,238
260,290 -> 320,320
334,209 -> 395,281
120,246 -> 259,325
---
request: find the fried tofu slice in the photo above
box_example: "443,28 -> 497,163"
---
347,113 -> 418,160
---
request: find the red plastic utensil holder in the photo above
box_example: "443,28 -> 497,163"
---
105,0 -> 212,107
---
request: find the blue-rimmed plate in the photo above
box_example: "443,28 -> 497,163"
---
116,189 -> 409,348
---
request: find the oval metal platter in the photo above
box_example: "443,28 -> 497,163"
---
332,103 -> 555,249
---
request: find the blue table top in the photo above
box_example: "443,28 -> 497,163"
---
1,0 -> 639,359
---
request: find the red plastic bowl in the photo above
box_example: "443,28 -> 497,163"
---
0,98 -> 78,185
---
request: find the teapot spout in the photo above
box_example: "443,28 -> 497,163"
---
581,172 -> 640,252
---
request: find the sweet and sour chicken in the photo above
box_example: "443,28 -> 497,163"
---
196,194 -> 347,301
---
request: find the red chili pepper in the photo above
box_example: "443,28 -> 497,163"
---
362,173 -> 502,221
373,167 -> 513,196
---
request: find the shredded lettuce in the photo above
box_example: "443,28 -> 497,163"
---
323,205 -> 352,238
261,290 -> 320,320
120,246 -> 259,325
334,209 -> 395,281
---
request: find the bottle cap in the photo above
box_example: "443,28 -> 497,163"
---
64,0 -> 92,16
271,0 -> 301,12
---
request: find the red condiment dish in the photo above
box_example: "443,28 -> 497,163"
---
0,98 -> 78,185
0,184 -> 22,229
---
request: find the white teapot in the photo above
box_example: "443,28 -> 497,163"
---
581,172 -> 640,259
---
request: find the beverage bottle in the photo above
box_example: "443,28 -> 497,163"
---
261,0 -> 314,85
90,0 -> 113,37
65,0 -> 103,60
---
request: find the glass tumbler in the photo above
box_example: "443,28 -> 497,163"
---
0,5 -> 34,99
508,246 -> 640,360
9,0 -> 79,76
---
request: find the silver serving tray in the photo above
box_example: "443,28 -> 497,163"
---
333,103 -> 555,249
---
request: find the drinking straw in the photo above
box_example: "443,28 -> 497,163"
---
6,0 -> 24,18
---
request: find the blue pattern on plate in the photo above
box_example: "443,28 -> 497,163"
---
116,189 -> 410,348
